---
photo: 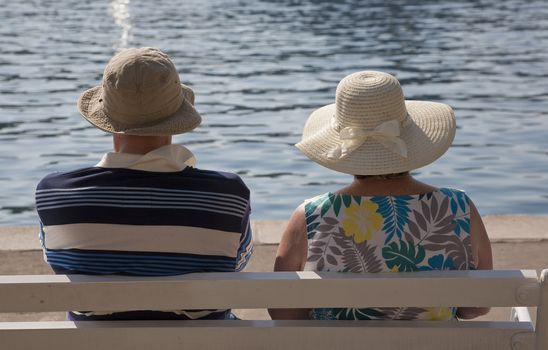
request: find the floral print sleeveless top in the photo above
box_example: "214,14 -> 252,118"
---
304,188 -> 475,321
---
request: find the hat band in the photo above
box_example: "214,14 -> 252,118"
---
324,119 -> 408,161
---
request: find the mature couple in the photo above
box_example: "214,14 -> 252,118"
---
36,48 -> 492,321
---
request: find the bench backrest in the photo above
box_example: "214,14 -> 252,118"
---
0,269 -> 546,350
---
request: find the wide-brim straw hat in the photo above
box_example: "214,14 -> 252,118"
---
78,47 -> 201,136
296,71 -> 456,175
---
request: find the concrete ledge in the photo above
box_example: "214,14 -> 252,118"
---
481,215 -> 548,242
0,226 -> 41,251
1,215 -> 547,251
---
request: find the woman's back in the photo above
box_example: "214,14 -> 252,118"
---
304,187 -> 474,320
269,71 -> 492,321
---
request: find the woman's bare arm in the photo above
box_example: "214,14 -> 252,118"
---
457,199 -> 494,319
268,205 -> 309,320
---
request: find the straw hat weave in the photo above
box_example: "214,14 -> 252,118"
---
77,47 -> 201,136
296,71 -> 456,175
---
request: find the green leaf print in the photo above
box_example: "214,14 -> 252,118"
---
382,241 -> 425,272
333,195 -> 342,216
342,195 -> 352,208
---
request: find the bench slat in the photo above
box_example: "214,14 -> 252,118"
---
0,270 -> 539,312
0,320 -> 535,350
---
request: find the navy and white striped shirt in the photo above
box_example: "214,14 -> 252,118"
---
35,145 -> 253,320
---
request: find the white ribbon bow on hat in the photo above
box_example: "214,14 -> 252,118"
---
325,119 -> 408,160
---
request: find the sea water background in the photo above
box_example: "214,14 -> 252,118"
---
0,0 -> 547,225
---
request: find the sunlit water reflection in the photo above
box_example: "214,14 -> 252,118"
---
109,0 -> 132,50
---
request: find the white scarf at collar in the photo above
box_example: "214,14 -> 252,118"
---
96,144 -> 196,172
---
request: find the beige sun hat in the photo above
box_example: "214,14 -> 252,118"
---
77,47 -> 201,136
296,71 -> 456,175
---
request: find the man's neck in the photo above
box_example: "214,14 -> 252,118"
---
113,134 -> 172,155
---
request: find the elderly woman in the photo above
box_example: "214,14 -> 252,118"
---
270,71 -> 492,321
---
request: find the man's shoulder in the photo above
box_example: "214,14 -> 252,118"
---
36,167 -> 103,190
185,167 -> 250,197
189,168 -> 247,184
37,166 -> 249,198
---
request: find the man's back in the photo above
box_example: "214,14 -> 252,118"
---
35,145 -> 252,320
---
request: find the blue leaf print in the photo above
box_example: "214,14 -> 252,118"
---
429,254 -> 454,270
419,255 -> 455,271
371,196 -> 413,244
439,188 -> 453,197
454,224 -> 461,236
461,218 -> 471,234
444,257 -> 455,269
454,218 -> 471,237
439,189 -> 471,237
427,254 -> 445,269
450,198 -> 458,214
456,191 -> 467,212
441,188 -> 469,215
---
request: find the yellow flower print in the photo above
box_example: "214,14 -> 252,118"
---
341,200 -> 383,243
425,307 -> 453,321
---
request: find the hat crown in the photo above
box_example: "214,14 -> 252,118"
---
101,47 -> 183,127
334,71 -> 408,129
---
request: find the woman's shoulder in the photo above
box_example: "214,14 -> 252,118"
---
436,187 -> 472,209
437,187 -> 468,197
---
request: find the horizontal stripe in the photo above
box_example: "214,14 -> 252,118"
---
46,258 -> 234,273
36,186 -> 248,205
37,203 -> 245,218
46,266 -> 233,276
44,251 -> 236,268
37,195 -> 247,213
37,204 -> 245,230
48,264 -> 232,276
36,198 -> 246,216
44,253 -> 236,269
43,223 -> 241,258
43,247 -> 235,262
36,190 -> 248,208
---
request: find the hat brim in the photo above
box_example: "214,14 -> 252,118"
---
77,84 -> 202,136
295,100 -> 456,175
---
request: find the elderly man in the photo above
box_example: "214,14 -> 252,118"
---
35,48 -> 253,320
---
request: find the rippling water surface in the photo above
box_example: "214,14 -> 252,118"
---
1,0 -> 547,224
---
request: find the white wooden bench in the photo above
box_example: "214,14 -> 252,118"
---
0,269 -> 546,350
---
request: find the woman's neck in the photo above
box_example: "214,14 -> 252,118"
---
336,173 -> 438,197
